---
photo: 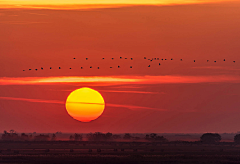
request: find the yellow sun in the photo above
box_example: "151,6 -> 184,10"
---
65,87 -> 105,122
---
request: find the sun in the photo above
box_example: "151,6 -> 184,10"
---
65,87 -> 105,122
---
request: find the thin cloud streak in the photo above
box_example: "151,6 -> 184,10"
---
1,75 -> 240,85
0,0 -> 236,10
0,97 -> 64,104
0,97 -> 163,111
98,90 -> 162,94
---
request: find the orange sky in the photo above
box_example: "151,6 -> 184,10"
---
1,2 -> 240,133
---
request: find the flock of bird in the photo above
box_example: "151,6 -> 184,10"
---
22,57 -> 237,71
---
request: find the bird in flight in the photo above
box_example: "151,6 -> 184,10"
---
86,58 -> 88,60
73,58 -> 76,59
194,60 -> 195,62
41,67 -> 43,70
59,67 -> 61,69
50,67 -> 52,69
148,65 -> 150,67
159,63 -> 161,65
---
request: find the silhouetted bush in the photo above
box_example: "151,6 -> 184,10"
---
200,133 -> 221,144
123,133 -> 132,140
234,134 -> 240,144
145,133 -> 168,142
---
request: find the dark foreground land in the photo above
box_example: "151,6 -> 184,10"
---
1,141 -> 240,164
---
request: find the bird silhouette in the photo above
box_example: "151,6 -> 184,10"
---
171,58 -> 173,60
233,61 -> 236,63
90,66 -> 92,68
131,58 -> 133,60
35,69 -> 38,71
97,67 -> 100,69
23,70 -> 25,71
41,67 -> 43,70
120,57 -> 122,59
59,67 -> 61,69
118,66 -> 120,68
207,60 -> 209,62
214,61 -> 216,63
161,59 -> 163,60
180,59 -> 182,61
159,63 -> 161,65
69,68 -> 72,69
157,58 -> 159,60
102,58 -> 105,59
29,69 -> 31,70
144,57 -> 146,59
110,67 -> 112,68
86,58 -> 88,60
223,59 -> 225,61
165,59 -> 167,60
125,58 -> 127,59
154,58 -> 156,60
81,67 -> 83,69
112,58 -> 114,60
73,58 -> 76,59
150,60 -> 152,62
148,65 -> 150,67
50,67 -> 52,69
194,60 -> 195,62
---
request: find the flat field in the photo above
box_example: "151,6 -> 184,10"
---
1,141 -> 240,164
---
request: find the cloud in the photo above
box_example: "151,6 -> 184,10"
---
0,96 -> 64,104
0,96 -> 165,111
98,90 -> 162,94
106,103 -> 166,111
1,75 -> 240,85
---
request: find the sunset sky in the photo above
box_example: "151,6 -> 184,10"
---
0,0 -> 240,133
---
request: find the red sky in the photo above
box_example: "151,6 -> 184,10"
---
0,1 -> 240,133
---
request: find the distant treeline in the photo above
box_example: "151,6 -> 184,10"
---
2,130 -> 240,144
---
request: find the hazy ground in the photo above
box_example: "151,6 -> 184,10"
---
1,140 -> 240,163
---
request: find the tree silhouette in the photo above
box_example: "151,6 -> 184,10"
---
200,133 -> 221,144
123,133 -> 131,140
74,133 -> 82,141
234,134 -> 240,144
52,134 -> 56,141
